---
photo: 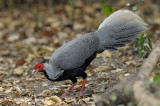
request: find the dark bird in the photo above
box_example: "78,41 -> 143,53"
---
34,10 -> 147,97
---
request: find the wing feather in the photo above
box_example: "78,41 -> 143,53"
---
50,32 -> 99,70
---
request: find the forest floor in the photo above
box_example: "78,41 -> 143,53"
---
0,0 -> 160,105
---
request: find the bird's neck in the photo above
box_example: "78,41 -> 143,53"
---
43,63 -> 64,81
42,63 -> 53,81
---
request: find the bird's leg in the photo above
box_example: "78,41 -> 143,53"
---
61,83 -> 77,98
61,77 -> 77,98
80,78 -> 87,96
80,72 -> 87,96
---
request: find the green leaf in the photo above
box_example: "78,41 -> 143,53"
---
146,32 -> 152,49
139,32 -> 145,45
68,0 -> 75,6
101,3 -> 114,15
146,47 -> 151,53
153,75 -> 160,84
140,51 -> 144,58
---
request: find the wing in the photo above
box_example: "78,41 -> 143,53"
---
50,32 -> 99,70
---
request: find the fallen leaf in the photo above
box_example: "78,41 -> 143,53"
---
15,58 -> 25,68
44,96 -> 67,106
42,89 -> 52,96
97,66 -> 113,72
111,68 -> 123,73
103,51 -> 113,58
13,67 -> 24,76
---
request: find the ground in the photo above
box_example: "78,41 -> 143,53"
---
0,0 -> 160,105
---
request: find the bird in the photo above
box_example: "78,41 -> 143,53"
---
34,10 -> 147,98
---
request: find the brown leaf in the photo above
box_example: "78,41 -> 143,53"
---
15,58 -> 25,68
78,80 -> 87,85
42,28 -> 58,37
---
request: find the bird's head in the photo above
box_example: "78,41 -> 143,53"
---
33,59 -> 49,72
34,63 -> 44,72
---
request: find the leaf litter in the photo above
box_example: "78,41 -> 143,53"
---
0,0 -> 160,105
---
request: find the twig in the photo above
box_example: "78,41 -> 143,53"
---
133,81 -> 160,106
138,44 -> 160,79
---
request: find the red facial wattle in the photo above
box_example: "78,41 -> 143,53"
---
34,63 -> 43,72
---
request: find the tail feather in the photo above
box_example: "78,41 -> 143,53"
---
96,10 -> 147,53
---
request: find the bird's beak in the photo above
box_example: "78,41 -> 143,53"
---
33,69 -> 37,73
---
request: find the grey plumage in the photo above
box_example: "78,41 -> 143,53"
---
43,10 -> 147,79
96,10 -> 147,52
50,32 -> 99,70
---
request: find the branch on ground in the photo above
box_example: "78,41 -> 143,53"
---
94,44 -> 160,106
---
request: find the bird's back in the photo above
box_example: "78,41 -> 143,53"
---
49,32 -> 99,70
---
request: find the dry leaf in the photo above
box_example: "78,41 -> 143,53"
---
13,67 -> 24,76
42,89 -> 52,95
15,58 -> 25,68
97,66 -> 113,72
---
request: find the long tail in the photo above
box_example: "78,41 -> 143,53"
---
95,10 -> 148,53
